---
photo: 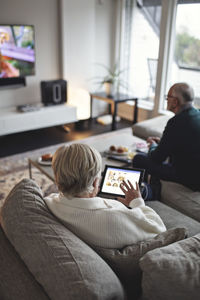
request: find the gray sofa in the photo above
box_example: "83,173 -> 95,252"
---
0,178 -> 200,300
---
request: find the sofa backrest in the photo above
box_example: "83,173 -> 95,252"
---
0,179 -> 124,300
160,180 -> 200,223
132,115 -> 171,140
0,225 -> 50,300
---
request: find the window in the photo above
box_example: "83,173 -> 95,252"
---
168,2 -> 200,108
120,0 -> 200,114
121,0 -> 161,104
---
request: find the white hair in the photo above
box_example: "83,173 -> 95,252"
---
173,82 -> 194,103
52,143 -> 102,198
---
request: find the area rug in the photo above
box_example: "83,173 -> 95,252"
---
0,147 -> 59,208
0,127 -> 136,208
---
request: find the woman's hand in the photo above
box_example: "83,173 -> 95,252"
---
117,180 -> 142,207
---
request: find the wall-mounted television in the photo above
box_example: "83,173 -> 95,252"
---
0,25 -> 35,81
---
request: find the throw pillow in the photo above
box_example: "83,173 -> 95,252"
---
0,179 -> 124,300
139,234 -> 200,300
93,227 -> 187,300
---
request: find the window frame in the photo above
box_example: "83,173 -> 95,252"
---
118,0 -> 200,115
155,0 -> 178,115
118,0 -> 178,115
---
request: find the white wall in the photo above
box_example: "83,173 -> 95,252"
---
60,0 -> 117,117
60,0 -> 117,90
94,0 -> 118,85
0,0 -> 60,108
60,0 -> 95,92
92,0 -> 118,116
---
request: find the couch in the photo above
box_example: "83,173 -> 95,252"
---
0,178 -> 200,300
132,115 -> 200,223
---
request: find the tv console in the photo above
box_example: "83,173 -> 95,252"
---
0,103 -> 77,136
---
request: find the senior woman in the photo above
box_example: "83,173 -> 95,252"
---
45,143 -> 166,249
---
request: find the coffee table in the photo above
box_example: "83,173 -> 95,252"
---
28,158 -> 54,182
28,128 -> 145,182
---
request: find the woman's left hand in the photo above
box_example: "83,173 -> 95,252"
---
117,180 -> 141,206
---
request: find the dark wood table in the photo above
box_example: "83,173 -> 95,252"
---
90,92 -> 138,131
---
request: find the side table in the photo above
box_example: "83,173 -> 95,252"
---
90,92 -> 138,131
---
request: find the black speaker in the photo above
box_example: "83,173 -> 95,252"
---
41,79 -> 67,106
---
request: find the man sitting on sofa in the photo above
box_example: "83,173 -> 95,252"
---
133,82 -> 200,192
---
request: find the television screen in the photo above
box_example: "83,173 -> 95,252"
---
0,25 -> 35,78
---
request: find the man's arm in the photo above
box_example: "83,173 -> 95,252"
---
148,118 -> 176,163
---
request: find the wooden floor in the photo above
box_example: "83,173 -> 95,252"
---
0,118 -> 132,158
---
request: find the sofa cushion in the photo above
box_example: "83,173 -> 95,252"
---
0,225 -> 50,300
92,227 -> 187,300
132,115 -> 171,140
160,180 -> 200,222
0,179 -> 124,300
146,200 -> 200,237
139,233 -> 200,300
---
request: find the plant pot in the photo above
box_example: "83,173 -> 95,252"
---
104,82 -> 114,97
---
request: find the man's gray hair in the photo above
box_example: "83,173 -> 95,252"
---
173,82 -> 194,103
52,143 -> 102,198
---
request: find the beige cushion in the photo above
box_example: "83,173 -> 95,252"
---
1,179 -> 124,300
140,234 -> 200,300
146,200 -> 200,237
92,227 -> 187,300
161,180 -> 200,222
132,115 -> 171,139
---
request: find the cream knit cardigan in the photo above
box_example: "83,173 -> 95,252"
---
45,194 -> 166,249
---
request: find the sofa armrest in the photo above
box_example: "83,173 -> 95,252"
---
132,115 -> 171,140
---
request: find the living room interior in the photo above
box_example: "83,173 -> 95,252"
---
1,0 -> 200,299
1,0 -> 200,156
0,0 -> 138,157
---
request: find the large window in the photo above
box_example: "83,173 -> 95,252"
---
169,2 -> 200,108
121,0 -> 200,114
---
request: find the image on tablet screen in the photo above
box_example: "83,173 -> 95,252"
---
101,167 -> 141,196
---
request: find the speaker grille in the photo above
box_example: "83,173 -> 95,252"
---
41,80 -> 67,106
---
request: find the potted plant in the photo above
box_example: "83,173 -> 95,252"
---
93,63 -> 128,97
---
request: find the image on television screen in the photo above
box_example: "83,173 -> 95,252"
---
0,25 -> 35,78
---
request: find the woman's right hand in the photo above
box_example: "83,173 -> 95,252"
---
117,180 -> 141,207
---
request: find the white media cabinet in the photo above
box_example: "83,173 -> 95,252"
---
0,104 -> 77,136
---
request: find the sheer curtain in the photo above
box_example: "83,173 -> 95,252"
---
119,0 -> 134,94
119,0 -> 161,102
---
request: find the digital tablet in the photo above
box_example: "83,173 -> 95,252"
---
98,165 -> 144,198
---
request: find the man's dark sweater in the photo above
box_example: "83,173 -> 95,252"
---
149,106 -> 200,191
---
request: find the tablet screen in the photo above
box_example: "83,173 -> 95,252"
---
99,165 -> 144,197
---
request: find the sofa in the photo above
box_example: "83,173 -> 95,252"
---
0,178 -> 200,300
132,115 -> 200,223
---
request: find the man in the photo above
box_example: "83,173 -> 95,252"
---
133,82 -> 200,191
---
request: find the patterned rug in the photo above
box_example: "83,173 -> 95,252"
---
0,145 -> 60,209
0,128 -> 134,208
